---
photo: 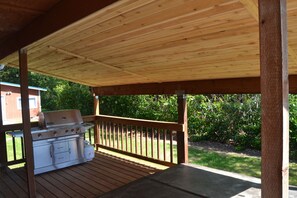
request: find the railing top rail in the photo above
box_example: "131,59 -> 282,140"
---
96,114 -> 183,131
1,122 -> 38,132
1,114 -> 184,132
82,115 -> 96,122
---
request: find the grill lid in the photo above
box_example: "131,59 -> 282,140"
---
40,109 -> 83,128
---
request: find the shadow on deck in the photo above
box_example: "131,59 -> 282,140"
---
2,153 -> 297,198
0,151 -> 160,198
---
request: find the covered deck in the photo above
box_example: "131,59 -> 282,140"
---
0,0 -> 296,197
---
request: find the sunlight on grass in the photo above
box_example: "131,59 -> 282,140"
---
99,148 -> 168,170
6,134 -> 23,162
98,135 -> 178,164
188,147 -> 297,186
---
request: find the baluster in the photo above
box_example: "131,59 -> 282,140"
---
140,126 -> 143,155
157,129 -> 160,160
163,130 -> 167,161
100,121 -> 103,145
98,121 -> 101,145
12,136 -> 17,161
117,123 -> 120,149
21,137 -> 25,159
130,125 -> 133,152
108,121 -> 111,147
101,121 -> 104,145
151,128 -> 154,158
170,131 -> 173,163
88,128 -> 92,144
113,123 -> 115,148
135,126 -> 138,154
146,127 -> 148,157
121,124 -> 124,150
125,125 -> 128,151
105,121 -> 108,146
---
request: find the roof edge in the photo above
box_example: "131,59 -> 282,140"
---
0,82 -> 47,91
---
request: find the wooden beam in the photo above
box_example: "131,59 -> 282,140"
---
48,45 -> 150,80
259,0 -> 289,197
0,2 -> 45,14
94,95 -> 100,150
0,82 -> 7,168
19,49 -> 36,197
0,0 -> 119,60
177,93 -> 188,164
92,75 -> 297,96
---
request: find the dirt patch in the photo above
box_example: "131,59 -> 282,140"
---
189,141 -> 261,158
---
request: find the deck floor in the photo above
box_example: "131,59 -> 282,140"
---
101,164 -> 297,198
0,151 -> 160,198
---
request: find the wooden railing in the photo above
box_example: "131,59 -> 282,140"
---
1,122 -> 38,166
84,115 -> 185,166
1,115 -> 186,167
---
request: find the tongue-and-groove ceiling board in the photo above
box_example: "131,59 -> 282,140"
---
1,0 -> 297,87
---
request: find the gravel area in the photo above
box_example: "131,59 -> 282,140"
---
189,141 -> 261,158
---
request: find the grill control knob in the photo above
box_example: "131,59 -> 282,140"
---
71,129 -> 74,132
53,131 -> 57,136
65,130 -> 69,133
38,133 -> 42,138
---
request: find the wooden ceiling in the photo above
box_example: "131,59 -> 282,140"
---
0,0 -> 297,87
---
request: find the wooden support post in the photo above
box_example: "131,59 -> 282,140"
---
177,93 -> 188,164
19,48 -> 36,198
0,83 -> 7,168
259,0 -> 289,197
94,95 -> 100,150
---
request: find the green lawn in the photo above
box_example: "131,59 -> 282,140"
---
6,135 -> 23,161
188,146 -> 297,186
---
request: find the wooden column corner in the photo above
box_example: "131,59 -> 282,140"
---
259,0 -> 289,197
177,93 -> 188,164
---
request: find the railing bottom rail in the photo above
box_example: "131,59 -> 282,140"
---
97,144 -> 175,167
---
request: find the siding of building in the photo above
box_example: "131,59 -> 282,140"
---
0,83 -> 45,124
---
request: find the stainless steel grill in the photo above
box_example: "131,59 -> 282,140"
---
32,109 -> 93,141
9,109 -> 94,175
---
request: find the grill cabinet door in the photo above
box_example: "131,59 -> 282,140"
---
33,141 -> 53,169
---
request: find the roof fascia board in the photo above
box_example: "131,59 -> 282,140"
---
92,75 -> 297,95
0,82 -> 47,91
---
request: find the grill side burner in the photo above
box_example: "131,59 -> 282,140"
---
9,109 -> 94,175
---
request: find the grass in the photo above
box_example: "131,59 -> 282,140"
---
188,146 -> 297,186
6,135 -> 23,161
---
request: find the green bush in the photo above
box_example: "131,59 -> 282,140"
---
100,94 -> 297,160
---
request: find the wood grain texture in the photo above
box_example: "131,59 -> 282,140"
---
93,75 -> 297,96
259,0 -> 289,197
19,49 -> 37,197
177,94 -> 188,164
0,0 -> 119,59
0,0 -> 296,87
0,152 -> 160,197
0,0 -> 297,89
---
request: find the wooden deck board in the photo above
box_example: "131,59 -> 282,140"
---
0,176 -> 18,198
0,151 -> 161,198
13,168 -> 56,198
